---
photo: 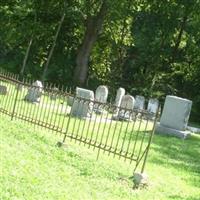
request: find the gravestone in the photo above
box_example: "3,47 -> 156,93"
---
134,95 -> 145,110
25,80 -> 43,103
118,95 -> 135,120
50,87 -> 59,100
71,87 -> 94,118
94,85 -> 108,114
147,98 -> 159,119
0,85 -> 7,95
112,88 -> 125,119
67,96 -> 74,106
115,87 -> 125,107
156,95 -> 192,139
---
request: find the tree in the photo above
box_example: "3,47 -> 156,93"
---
73,0 -> 107,86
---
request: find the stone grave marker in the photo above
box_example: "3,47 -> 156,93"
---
50,87 -> 59,100
118,95 -> 135,120
156,95 -> 192,138
0,85 -> 7,95
134,95 -> 145,110
71,87 -> 94,118
67,96 -> 74,107
147,98 -> 159,119
94,85 -> 108,114
112,87 -> 125,117
115,87 -> 125,107
25,80 -> 43,103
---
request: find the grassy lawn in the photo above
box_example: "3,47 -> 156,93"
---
0,115 -> 200,200
0,80 -> 155,162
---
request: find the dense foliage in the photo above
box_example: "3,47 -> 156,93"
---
0,0 -> 199,121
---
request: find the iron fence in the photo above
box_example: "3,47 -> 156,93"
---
0,70 -> 159,173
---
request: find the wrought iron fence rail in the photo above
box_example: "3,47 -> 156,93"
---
0,69 -> 158,173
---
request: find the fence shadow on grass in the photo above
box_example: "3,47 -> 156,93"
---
150,134 -> 200,188
0,69 -> 159,174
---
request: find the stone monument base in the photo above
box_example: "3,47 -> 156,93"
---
133,173 -> 148,187
156,122 -> 191,139
187,126 -> 200,134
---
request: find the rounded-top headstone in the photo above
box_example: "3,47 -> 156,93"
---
115,87 -> 125,107
95,85 -> 108,103
25,80 -> 43,103
118,95 -> 135,120
120,95 -> 135,110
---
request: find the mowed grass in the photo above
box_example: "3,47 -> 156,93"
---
0,80 -> 154,159
0,115 -> 200,200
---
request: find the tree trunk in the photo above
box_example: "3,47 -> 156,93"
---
171,9 -> 189,64
42,13 -> 65,82
73,1 -> 107,86
20,38 -> 33,80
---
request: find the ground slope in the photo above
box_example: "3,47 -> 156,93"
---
0,115 -> 200,200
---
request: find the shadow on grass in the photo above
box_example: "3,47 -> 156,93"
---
150,133 -> 200,186
169,195 -> 200,200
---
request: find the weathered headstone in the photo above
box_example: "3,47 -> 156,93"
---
112,87 -> 126,117
118,95 -> 135,120
147,98 -> 159,119
0,85 -> 7,95
134,95 -> 145,110
94,85 -> 108,114
156,95 -> 192,139
115,87 -> 125,107
25,80 -> 43,103
71,87 -> 94,118
67,96 -> 74,106
50,87 -> 59,100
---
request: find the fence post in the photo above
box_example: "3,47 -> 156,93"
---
11,82 -> 20,120
140,105 -> 160,173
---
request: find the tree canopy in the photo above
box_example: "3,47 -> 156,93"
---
0,0 -> 200,122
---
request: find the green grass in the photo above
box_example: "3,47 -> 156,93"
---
0,115 -> 200,200
0,80 -> 154,161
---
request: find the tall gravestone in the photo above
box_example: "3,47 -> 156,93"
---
147,98 -> 159,119
25,80 -> 43,103
115,88 -> 125,107
156,95 -> 192,138
71,87 -> 94,118
112,87 -> 125,118
118,95 -> 135,120
94,85 -> 108,114
134,95 -> 145,110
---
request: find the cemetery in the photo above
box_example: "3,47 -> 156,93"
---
0,69 -> 200,199
0,1 -> 200,199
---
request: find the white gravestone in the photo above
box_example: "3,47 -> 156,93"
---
94,85 -> 108,114
0,85 -> 7,95
25,80 -> 43,103
71,87 -> 94,118
156,95 -> 192,139
134,95 -> 145,110
113,87 -> 126,117
115,87 -> 125,107
147,98 -> 159,119
112,88 -> 125,118
118,95 -> 135,120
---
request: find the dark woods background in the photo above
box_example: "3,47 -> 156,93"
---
0,0 -> 200,122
